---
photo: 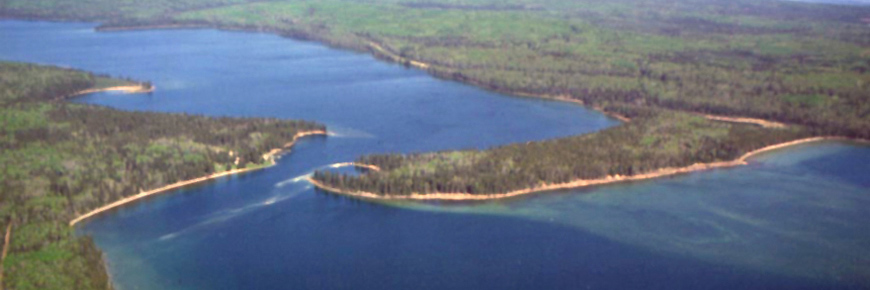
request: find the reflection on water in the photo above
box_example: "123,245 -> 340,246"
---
387,142 -> 870,285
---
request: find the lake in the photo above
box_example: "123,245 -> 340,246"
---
1,20 -> 868,289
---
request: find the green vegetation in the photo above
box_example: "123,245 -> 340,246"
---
4,0 -> 866,134
0,62 -> 324,289
1,0 -> 869,284
314,108 -> 810,195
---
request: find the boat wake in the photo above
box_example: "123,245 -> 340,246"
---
274,173 -> 313,188
325,126 -> 375,139
274,162 -> 362,188
157,186 -> 310,241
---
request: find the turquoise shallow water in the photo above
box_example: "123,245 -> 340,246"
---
2,20 -> 869,289
392,141 -> 870,285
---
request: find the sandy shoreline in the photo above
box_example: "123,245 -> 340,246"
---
367,41 -> 430,69
309,137 -> 865,201
329,162 -> 382,172
69,130 -> 327,226
62,84 -> 155,100
517,92 -> 788,128
703,115 -> 786,128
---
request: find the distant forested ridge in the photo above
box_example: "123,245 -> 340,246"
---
0,62 -> 324,289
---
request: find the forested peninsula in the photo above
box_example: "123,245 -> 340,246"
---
1,0 -> 869,287
0,62 -> 324,289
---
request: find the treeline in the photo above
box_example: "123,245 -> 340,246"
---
313,108 -> 811,195
0,62 -> 323,289
0,63 -> 94,105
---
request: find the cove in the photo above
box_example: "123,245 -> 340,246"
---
2,20 -> 869,289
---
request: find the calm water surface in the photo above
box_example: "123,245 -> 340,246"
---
2,21 -> 868,289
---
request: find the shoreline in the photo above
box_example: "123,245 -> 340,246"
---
62,84 -> 155,100
515,92 -> 633,123
328,162 -> 382,172
78,21 -> 798,132
96,24 -> 208,32
6,19 -> 824,133
366,41 -> 431,70
69,130 -> 327,226
81,22 -> 629,127
309,136 -> 865,201
261,130 -> 329,164
702,114 -> 786,128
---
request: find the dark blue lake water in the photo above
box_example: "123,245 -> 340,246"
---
2,21 -> 868,290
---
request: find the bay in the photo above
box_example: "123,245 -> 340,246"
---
1,20 -> 867,289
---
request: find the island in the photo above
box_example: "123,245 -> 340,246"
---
0,62 -> 324,289
1,0 -> 869,288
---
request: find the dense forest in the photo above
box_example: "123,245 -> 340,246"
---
0,62 -> 323,290
313,107 -> 812,195
1,0 -> 869,286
